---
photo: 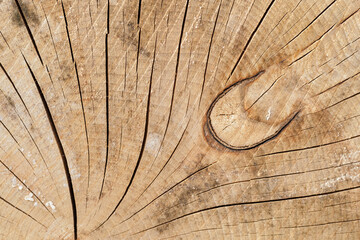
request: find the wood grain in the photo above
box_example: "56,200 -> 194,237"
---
0,0 -> 359,239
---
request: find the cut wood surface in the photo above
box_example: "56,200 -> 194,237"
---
0,0 -> 359,239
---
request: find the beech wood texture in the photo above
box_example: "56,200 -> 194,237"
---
0,0 -> 359,239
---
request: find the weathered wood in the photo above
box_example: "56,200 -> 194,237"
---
0,0 -> 359,239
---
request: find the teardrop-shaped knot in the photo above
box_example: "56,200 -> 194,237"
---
206,69 -> 302,150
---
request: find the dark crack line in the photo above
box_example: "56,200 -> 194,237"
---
134,119 -> 190,208
288,48 -> 314,66
158,227 -> 221,239
43,3 -> 67,99
339,7 -> 360,25
45,65 -> 54,86
0,31 -> 14,54
95,34 -> 157,231
0,63 -> 32,119
149,120 -> 189,184
120,163 -> 214,225
282,0 -> 337,49
224,0 -> 235,34
301,73 -> 323,88
199,1 -> 222,108
135,185 -> 360,234
42,3 -> 61,68
283,218 -> 360,228
17,148 -> 35,171
0,120 -> 20,146
0,160 -> 55,218
136,29 -> 141,94
316,71 -> 360,96
0,195 -> 46,228
325,90 -> 360,110
16,114 -> 59,189
335,50 -> 358,66
252,12 -> 288,67
99,0 -> 110,199
152,0 -> 190,167
22,55 -> 77,240
107,0 -> 110,33
7,103 -> 63,202
137,0 -> 142,25
282,1 -> 317,38
135,0 -> 142,93
245,74 -> 284,111
123,51 -> 127,94
198,160 -> 360,195
74,62 -> 91,210
115,126 -> 123,163
292,0 -> 304,13
307,23 -> 336,49
89,2 -> 93,26
164,0 -> 189,136
61,0 -> 74,62
14,0 -> 43,65
226,0 -> 276,84
258,134 -> 360,157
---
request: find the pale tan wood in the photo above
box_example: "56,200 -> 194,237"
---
0,0 -> 359,239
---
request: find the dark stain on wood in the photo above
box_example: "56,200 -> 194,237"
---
155,165 -> 219,234
5,95 -> 15,108
12,0 -> 39,27
0,93 -> 17,121
156,185 -> 198,234
59,62 -> 74,82
116,22 -> 151,58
